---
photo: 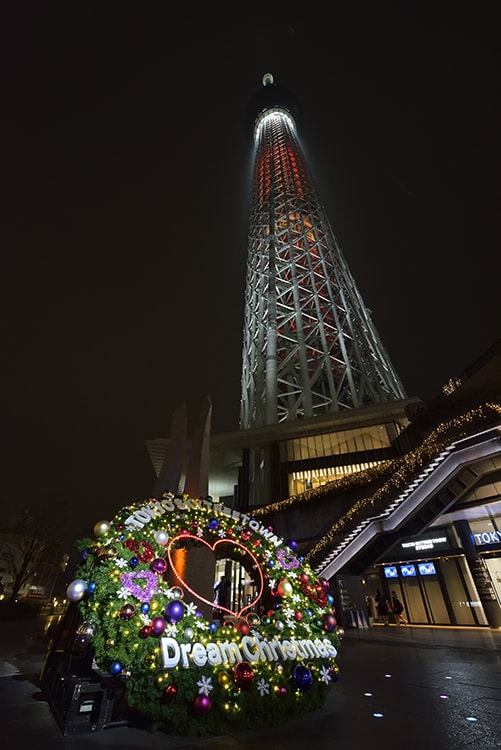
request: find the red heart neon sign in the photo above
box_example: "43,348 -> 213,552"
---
166,534 -> 264,620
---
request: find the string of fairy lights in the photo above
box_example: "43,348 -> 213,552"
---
253,403 -> 501,566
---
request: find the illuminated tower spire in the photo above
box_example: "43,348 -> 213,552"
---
240,74 -> 406,430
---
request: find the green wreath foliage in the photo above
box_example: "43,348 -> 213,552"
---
71,494 -> 342,736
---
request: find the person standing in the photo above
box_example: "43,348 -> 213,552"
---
391,591 -> 408,625
375,589 -> 390,625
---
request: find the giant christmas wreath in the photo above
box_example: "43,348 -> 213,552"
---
68,493 -> 342,736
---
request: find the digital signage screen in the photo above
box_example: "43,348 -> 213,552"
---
384,566 -> 398,579
400,564 -> 417,577
418,562 -> 437,576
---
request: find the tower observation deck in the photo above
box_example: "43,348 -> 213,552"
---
240,74 -> 406,430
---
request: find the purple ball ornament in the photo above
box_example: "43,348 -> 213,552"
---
192,693 -> 211,717
150,557 -> 168,575
165,599 -> 185,623
151,616 -> 167,636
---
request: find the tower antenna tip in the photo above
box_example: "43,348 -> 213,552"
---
262,73 -> 274,87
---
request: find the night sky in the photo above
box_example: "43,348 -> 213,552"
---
2,7 -> 499,548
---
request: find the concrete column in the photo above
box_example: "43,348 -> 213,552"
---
454,520 -> 501,628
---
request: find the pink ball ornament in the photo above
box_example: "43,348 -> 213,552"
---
192,693 -> 211,717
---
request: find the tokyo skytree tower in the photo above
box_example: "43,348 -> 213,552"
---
240,74 -> 406,430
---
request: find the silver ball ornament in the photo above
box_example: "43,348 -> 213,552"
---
66,579 -> 88,602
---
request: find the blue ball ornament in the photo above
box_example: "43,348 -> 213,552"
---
207,517 -> 219,530
268,559 -> 275,567
87,581 -> 96,594
292,665 -> 313,692
129,556 -> 139,568
286,539 -> 298,552
209,621 -> 218,634
109,660 -> 122,676
141,602 -> 150,615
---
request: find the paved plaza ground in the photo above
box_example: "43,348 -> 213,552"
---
1,614 -> 500,749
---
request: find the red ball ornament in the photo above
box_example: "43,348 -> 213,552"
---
138,625 -> 152,638
233,661 -> 254,690
163,684 -> 178,703
192,693 -> 211,717
322,613 -> 337,632
294,610 -> 303,622
119,603 -> 136,621
275,684 -> 287,697
299,572 -> 309,583
237,619 -> 250,636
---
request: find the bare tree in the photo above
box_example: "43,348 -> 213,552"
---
1,509 -> 65,602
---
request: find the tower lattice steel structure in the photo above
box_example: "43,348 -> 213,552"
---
240,74 -> 406,430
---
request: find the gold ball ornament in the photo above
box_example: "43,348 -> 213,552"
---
93,520 -> 111,537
